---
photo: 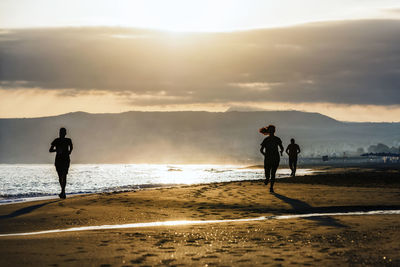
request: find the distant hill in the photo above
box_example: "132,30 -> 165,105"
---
0,111 -> 399,164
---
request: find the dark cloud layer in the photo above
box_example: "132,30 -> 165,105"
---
1,20 -> 400,105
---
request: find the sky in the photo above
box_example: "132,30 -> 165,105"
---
1,0 -> 400,31
1,0 -> 400,121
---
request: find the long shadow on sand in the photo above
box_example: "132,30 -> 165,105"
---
145,197 -> 400,230
271,192 -> 346,227
0,201 -> 58,220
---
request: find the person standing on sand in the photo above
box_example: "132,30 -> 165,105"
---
259,125 -> 284,193
286,138 -> 301,177
49,127 -> 73,199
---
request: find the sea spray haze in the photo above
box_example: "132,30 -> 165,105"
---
0,111 -> 399,164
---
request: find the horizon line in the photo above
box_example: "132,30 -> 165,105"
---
1,110 -> 399,123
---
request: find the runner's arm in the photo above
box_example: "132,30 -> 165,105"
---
260,145 -> 265,156
49,145 -> 56,153
69,140 -> 73,155
49,140 -> 56,153
279,142 -> 284,156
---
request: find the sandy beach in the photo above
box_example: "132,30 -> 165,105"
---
1,169 -> 400,266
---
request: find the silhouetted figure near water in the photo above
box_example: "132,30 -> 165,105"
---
260,125 -> 284,193
49,128 -> 73,199
286,138 -> 301,177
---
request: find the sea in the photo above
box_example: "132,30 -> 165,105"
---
0,164 -> 313,204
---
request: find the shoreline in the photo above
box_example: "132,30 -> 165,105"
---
0,168 -> 316,206
0,183 -> 190,206
2,165 -> 399,206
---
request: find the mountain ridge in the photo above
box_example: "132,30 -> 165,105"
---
0,110 -> 398,164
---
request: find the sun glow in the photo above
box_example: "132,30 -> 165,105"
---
2,0 -> 400,31
118,0 -> 248,32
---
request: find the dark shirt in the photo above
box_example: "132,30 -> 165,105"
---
261,136 -> 282,159
287,143 -> 300,158
51,138 -> 72,160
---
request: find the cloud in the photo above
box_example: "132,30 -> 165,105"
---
228,82 -> 277,92
382,7 -> 400,15
1,20 -> 400,106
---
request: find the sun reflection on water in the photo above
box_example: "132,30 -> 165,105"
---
0,164 -> 314,201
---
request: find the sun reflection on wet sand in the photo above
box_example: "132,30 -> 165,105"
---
1,209 -> 399,237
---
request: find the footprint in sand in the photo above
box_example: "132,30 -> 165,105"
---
125,232 -> 145,237
202,255 -> 218,259
143,253 -> 158,257
154,239 -> 172,247
161,259 -> 176,264
130,257 -> 145,264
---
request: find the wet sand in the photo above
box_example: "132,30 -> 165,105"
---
1,170 -> 400,266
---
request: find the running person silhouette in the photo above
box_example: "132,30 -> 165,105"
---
259,125 -> 284,192
49,128 -> 73,199
286,138 -> 301,177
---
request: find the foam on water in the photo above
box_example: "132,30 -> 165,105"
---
1,209 -> 399,237
0,164 -> 313,204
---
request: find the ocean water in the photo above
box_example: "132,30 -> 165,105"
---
0,164 -> 312,204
